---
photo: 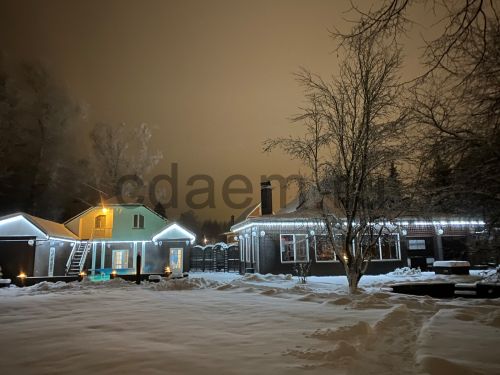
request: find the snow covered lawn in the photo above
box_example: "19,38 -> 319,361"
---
0,272 -> 499,375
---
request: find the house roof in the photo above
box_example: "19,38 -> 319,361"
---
152,223 -> 196,243
0,213 -> 79,240
63,203 -> 167,225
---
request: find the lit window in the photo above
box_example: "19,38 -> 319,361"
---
95,215 -> 106,229
280,234 -> 309,263
355,233 -> 401,260
358,235 -> 378,258
133,214 -> 145,229
112,250 -> 129,269
408,239 -> 426,250
314,235 -> 338,262
380,235 -> 399,259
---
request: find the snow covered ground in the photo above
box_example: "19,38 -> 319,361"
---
0,271 -> 499,375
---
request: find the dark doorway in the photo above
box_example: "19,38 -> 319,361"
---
442,237 -> 468,260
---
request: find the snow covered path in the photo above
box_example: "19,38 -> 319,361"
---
0,273 -> 499,375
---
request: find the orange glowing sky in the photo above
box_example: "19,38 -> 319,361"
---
0,0 -> 434,219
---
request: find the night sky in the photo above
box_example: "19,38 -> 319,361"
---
0,0 -> 431,219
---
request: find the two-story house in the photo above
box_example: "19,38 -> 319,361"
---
0,204 -> 195,280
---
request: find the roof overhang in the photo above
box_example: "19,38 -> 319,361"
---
152,223 -> 196,244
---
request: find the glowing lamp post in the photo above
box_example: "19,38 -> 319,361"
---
110,270 -> 117,280
78,271 -> 87,282
165,266 -> 172,277
17,272 -> 27,287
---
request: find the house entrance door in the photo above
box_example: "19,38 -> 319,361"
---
169,248 -> 183,274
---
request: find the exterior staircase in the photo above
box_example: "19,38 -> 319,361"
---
66,241 -> 91,276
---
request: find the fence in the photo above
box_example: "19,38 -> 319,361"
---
190,243 -> 240,272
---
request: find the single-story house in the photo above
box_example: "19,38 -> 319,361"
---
0,204 -> 196,280
230,182 -> 487,275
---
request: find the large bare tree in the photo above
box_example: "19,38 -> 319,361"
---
265,34 -> 411,293
338,1 -> 500,225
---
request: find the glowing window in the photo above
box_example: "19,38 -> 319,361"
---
95,215 -> 106,229
280,234 -> 309,263
112,250 -> 129,269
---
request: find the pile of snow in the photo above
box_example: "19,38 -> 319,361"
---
148,277 -> 222,291
480,267 -> 500,284
389,267 -> 422,277
242,273 -> 293,282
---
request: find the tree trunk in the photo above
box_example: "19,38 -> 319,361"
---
347,266 -> 361,294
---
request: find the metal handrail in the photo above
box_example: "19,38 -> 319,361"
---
77,227 -> 97,273
65,242 -> 78,273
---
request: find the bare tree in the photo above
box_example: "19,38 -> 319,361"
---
410,15 -> 500,224
90,122 -> 163,198
337,0 -> 498,81
338,1 -> 500,226
265,34 -> 411,293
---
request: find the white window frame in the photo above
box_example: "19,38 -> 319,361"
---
353,233 -> 401,261
112,249 -> 129,269
374,233 -> 401,261
133,214 -> 145,229
280,234 -> 309,263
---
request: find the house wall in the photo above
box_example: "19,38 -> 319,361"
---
33,240 -> 74,277
65,207 -> 114,239
109,206 -> 166,241
442,236 -> 468,260
239,226 -> 406,276
86,240 -> 191,275
144,240 -> 191,274
66,206 -> 167,242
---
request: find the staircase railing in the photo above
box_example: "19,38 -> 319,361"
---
66,226 -> 116,275
78,227 -> 98,273
65,242 -> 78,274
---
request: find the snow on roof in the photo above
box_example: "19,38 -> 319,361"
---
0,213 -> 78,240
25,214 -> 79,240
152,222 -> 196,243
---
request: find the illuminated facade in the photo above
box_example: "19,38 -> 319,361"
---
230,183 -> 487,276
0,204 -> 195,280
